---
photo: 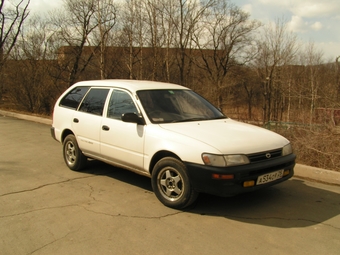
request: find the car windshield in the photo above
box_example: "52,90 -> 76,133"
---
137,89 -> 226,123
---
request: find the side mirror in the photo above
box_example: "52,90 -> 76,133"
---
122,113 -> 145,125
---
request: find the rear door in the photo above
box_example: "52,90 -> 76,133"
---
100,89 -> 145,171
72,87 -> 110,156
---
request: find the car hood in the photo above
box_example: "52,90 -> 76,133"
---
159,119 -> 289,154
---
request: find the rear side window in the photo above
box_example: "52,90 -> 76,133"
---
60,86 -> 90,109
79,88 -> 110,116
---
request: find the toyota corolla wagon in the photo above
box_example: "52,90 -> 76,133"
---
51,79 -> 296,209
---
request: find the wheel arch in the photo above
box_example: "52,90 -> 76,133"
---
61,129 -> 75,143
149,150 -> 181,175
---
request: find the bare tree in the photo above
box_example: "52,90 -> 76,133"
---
165,0 -> 215,86
6,16 -> 56,113
143,0 -> 164,80
254,18 -> 298,124
192,0 -> 260,108
118,0 -> 145,79
51,0 -> 105,86
301,42 -> 324,125
0,0 -> 30,99
336,55 -> 340,100
92,0 -> 117,79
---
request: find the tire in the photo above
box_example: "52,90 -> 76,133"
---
151,157 -> 198,209
63,134 -> 87,171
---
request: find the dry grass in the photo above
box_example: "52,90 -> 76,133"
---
225,106 -> 340,172
274,126 -> 340,172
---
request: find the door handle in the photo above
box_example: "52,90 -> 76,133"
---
102,125 -> 110,131
73,118 -> 79,123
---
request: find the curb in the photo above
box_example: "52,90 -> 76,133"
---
1,109 -> 340,186
294,164 -> 340,186
0,109 -> 52,125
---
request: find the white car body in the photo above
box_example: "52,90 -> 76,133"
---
51,80 -> 296,208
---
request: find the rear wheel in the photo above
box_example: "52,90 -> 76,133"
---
151,157 -> 198,209
63,134 -> 87,171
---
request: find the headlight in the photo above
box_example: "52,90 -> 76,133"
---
224,155 -> 250,166
202,154 -> 226,167
202,153 -> 249,167
282,143 -> 293,156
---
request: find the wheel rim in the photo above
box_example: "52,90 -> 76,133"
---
157,167 -> 184,201
65,141 -> 76,165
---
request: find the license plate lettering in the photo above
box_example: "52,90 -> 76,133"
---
256,170 -> 284,185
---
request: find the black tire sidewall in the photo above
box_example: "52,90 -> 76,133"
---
63,134 -> 85,171
151,157 -> 196,209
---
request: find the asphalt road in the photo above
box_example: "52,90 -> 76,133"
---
1,115 -> 340,255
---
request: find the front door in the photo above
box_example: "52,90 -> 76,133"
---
100,89 -> 145,171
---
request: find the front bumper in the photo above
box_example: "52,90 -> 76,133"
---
184,153 -> 296,197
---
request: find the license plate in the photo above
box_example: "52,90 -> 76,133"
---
256,170 -> 284,185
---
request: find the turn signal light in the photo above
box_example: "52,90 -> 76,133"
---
243,180 -> 255,187
283,170 -> 290,176
212,174 -> 234,180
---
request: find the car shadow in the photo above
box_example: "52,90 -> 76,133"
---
82,160 -> 340,229
82,159 -> 153,192
187,179 -> 340,228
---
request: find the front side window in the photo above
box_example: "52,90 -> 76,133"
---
78,88 -> 109,116
137,89 -> 226,123
107,90 -> 138,120
59,86 -> 90,109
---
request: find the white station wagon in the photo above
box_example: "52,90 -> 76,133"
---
51,80 -> 296,209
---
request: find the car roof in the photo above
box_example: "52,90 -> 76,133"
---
73,79 -> 189,92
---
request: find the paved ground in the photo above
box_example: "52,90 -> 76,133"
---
1,111 -> 340,255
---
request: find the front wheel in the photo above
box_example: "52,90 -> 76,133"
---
151,157 -> 198,209
63,134 -> 87,171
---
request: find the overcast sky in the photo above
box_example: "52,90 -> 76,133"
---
238,0 -> 340,61
28,0 -> 340,61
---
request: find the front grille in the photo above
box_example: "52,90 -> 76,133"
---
247,149 -> 282,163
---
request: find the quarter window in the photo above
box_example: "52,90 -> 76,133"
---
59,86 -> 90,109
78,88 -> 109,116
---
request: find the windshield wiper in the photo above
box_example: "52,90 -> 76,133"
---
171,117 -> 208,123
172,116 -> 228,123
211,116 -> 228,120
